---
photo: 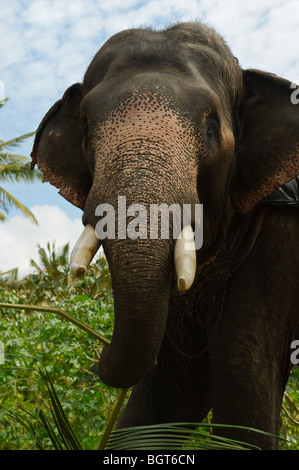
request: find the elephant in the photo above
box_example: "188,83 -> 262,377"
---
31,22 -> 299,450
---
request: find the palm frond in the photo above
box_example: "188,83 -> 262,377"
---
98,388 -> 129,450
0,101 -> 40,224
30,242 -> 70,273
29,258 -> 43,273
5,408 -> 46,450
41,368 -> 83,450
0,161 -> 42,183
0,98 -> 9,109
36,244 -> 50,270
0,208 -> 6,221
60,243 -> 70,261
0,187 -> 38,225
6,368 -> 82,450
0,267 -> 18,280
0,132 -> 35,150
106,422 -> 275,450
0,153 -> 29,163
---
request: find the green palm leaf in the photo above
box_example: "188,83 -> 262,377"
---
30,242 -> 70,273
0,132 -> 35,150
5,368 -> 82,450
0,187 -> 38,224
0,99 -> 41,224
0,153 -> 28,163
0,98 -> 8,109
105,423 -> 277,450
0,267 -> 18,280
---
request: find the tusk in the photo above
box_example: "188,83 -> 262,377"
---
174,225 -> 197,292
70,224 -> 101,278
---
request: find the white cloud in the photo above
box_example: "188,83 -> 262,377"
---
1,0 -> 298,130
1,0 -> 298,145
0,205 -> 83,278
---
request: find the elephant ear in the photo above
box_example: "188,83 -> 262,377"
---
31,83 -> 92,210
231,69 -> 299,213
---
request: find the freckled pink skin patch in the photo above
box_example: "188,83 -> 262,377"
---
36,157 -> 88,210
233,150 -> 299,213
87,90 -> 206,212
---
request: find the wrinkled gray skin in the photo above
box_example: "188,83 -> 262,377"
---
31,23 -> 299,449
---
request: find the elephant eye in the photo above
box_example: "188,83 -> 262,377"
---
206,117 -> 220,140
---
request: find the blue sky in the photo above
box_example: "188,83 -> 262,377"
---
1,0 -> 299,276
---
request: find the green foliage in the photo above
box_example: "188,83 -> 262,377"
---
0,267 -> 18,280
30,241 -> 70,275
280,367 -> 299,450
0,242 -> 298,449
0,98 -> 9,109
0,294 -> 116,449
0,251 -> 116,449
0,98 -> 42,223
3,366 -> 270,451
6,367 -> 83,450
2,248 -> 112,303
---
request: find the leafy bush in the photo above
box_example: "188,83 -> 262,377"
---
0,257 -> 117,450
3,249 -> 112,304
280,367 -> 299,450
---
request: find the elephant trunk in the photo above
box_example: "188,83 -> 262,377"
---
98,237 -> 172,389
77,87 -> 201,388
70,220 -> 198,389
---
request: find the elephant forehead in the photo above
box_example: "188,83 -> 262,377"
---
91,89 -> 207,166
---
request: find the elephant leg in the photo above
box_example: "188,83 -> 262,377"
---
211,311 -> 292,450
210,213 -> 298,449
117,347 -> 213,428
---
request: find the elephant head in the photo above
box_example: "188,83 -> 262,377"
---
31,23 -> 299,390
